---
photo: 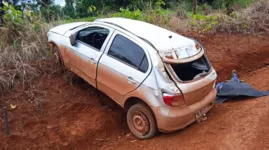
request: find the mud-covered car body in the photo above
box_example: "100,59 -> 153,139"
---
47,18 -> 217,138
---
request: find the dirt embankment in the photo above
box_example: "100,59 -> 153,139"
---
0,33 -> 269,149
189,33 -> 269,81
0,75 -> 128,149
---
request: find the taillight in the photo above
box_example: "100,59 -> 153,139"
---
163,93 -> 185,107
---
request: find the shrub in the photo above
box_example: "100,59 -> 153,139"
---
245,0 -> 269,33
212,0 -> 253,9
212,0 -> 269,33
0,23 -> 51,95
170,0 -> 268,34
0,4 -> 56,95
112,8 -> 142,20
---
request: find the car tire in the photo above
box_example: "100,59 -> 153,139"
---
127,103 -> 158,139
51,45 -> 63,65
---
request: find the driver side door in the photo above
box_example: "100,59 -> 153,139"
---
66,25 -> 114,87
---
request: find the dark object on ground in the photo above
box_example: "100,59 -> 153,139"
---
4,107 -> 10,136
215,80 -> 269,104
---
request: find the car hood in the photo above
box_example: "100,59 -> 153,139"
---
49,22 -> 88,36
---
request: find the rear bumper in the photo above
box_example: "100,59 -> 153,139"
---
154,88 -> 217,132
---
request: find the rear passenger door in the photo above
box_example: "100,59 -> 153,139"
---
67,25 -> 113,87
97,31 -> 151,103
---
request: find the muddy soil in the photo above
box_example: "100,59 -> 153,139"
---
0,33 -> 269,149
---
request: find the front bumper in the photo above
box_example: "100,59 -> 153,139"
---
154,88 -> 217,132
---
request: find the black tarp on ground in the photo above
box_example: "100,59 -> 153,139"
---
215,80 -> 269,104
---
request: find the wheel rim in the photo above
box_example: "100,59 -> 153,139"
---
132,111 -> 150,136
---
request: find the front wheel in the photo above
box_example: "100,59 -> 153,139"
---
127,103 -> 158,139
50,44 -> 66,72
50,44 -> 63,65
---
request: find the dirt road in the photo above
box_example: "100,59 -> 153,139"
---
0,33 -> 269,149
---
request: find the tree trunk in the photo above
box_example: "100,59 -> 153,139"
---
193,0 -> 197,15
0,0 -> 3,26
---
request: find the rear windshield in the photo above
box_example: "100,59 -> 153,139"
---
170,55 -> 210,81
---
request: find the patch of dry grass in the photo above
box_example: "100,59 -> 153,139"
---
245,0 -> 269,32
169,0 -> 269,34
0,23 -> 55,95
212,0 -> 269,33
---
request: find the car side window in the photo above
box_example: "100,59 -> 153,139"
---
108,34 -> 149,73
77,27 -> 109,50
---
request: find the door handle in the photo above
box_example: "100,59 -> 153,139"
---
127,76 -> 136,84
89,58 -> 97,64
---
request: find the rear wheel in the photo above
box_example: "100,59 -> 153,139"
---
127,103 -> 158,139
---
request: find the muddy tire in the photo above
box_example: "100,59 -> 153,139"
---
51,45 -> 63,65
50,44 -> 67,72
127,103 -> 158,139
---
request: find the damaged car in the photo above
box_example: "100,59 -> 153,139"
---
47,17 -> 217,139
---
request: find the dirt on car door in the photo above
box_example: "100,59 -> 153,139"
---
65,26 -> 114,87
97,31 -> 151,103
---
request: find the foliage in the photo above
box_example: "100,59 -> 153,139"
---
88,5 -> 97,13
3,2 -> 23,24
41,5 -> 64,21
190,13 -> 219,32
154,0 -> 166,14
212,0 -> 253,9
198,3 -> 213,15
112,7 -> 142,20
62,2 -> 75,18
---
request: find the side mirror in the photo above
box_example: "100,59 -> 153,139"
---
69,32 -> 78,46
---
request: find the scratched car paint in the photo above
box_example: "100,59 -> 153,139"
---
47,17 -> 217,139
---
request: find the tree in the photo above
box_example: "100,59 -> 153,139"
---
63,0 -> 75,18
36,0 -> 53,8
0,0 -> 3,26
193,0 -> 197,15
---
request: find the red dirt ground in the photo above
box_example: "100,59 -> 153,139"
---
0,33 -> 269,149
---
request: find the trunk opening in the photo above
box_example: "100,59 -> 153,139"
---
171,55 -> 210,82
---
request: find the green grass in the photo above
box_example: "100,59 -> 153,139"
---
64,16 -> 98,23
160,9 -> 176,16
234,0 -> 253,8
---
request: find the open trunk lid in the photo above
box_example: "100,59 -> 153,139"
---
165,55 -> 217,105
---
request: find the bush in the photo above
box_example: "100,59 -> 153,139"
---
0,3 -> 57,95
212,0 -> 269,33
112,8 -> 142,20
212,0 -> 253,9
169,0 -> 268,34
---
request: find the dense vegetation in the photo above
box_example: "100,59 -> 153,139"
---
0,0 -> 254,22
1,0 -> 265,32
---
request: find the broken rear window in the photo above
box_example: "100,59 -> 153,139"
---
170,55 -> 210,81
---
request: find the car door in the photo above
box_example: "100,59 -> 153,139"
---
66,25 -> 114,87
97,31 -> 151,103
